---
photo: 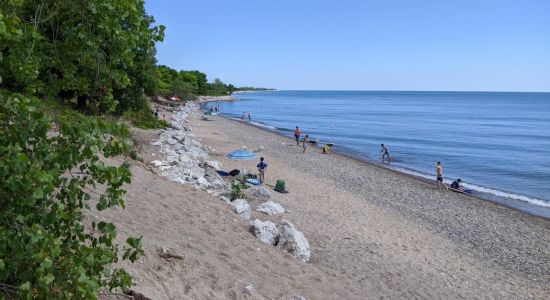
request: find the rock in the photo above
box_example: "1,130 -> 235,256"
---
243,283 -> 254,295
256,201 -> 285,215
249,219 -> 279,245
231,199 -> 251,220
251,187 -> 271,199
219,196 -> 231,205
196,176 -> 210,188
277,220 -> 311,262
125,289 -> 152,300
290,296 -> 306,300
158,246 -> 184,260
151,160 -> 164,167
205,160 -> 221,170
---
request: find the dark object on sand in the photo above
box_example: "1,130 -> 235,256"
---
274,179 -> 289,193
125,290 -> 152,300
217,170 -> 229,176
228,169 -> 240,176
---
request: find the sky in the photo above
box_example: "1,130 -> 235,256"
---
145,0 -> 550,92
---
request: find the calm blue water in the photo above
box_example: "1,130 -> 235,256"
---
211,91 -> 550,213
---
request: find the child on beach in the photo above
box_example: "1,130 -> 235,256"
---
294,126 -> 302,146
241,112 -> 245,121
380,144 -> 390,162
301,134 -> 309,153
257,157 -> 267,181
248,112 -> 252,122
436,162 -> 448,190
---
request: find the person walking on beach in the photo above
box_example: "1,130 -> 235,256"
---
248,112 -> 252,123
436,162 -> 448,189
257,157 -> 267,182
294,126 -> 302,146
241,112 -> 245,122
380,144 -> 390,162
301,134 -> 309,153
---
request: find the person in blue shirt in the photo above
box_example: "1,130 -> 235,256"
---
257,157 -> 267,181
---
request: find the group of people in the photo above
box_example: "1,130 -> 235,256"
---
210,106 -> 220,113
293,126 -> 310,153
255,122 -> 465,192
381,145 -> 464,192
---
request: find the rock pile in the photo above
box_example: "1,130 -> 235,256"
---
249,219 -> 311,262
150,102 -> 229,193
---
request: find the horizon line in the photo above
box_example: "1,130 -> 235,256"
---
248,89 -> 550,93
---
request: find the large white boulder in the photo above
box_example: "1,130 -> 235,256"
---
249,219 -> 279,245
231,199 -> 251,220
277,220 -> 311,262
251,187 -> 271,199
256,201 -> 285,215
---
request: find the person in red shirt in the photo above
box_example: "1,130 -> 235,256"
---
294,126 -> 302,146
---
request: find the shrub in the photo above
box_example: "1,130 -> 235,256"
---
123,107 -> 169,129
0,92 -> 142,299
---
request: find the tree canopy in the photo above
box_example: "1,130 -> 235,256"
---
0,0 -> 165,113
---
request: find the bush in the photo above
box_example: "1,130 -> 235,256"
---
0,92 -> 142,299
123,107 -> 169,129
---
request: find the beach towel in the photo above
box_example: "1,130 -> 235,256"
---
217,171 -> 229,176
246,178 -> 262,185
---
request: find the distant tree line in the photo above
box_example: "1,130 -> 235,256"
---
155,65 -> 236,99
234,87 -> 276,92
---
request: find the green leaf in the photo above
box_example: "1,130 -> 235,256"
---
32,187 -> 44,199
20,282 -> 31,291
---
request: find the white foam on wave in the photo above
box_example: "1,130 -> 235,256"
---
461,182 -> 550,208
390,166 -> 550,208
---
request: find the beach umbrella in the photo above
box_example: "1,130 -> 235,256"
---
227,148 -> 256,160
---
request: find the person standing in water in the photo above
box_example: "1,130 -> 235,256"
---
257,157 -> 267,182
301,134 -> 309,153
436,161 -> 448,189
380,144 -> 390,162
248,112 -> 251,123
294,126 -> 302,146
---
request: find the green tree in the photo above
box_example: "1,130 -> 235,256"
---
0,92 -> 143,299
0,0 -> 164,113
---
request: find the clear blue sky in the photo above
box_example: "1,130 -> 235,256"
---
145,0 -> 550,92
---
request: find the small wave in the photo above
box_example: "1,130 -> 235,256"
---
391,167 -> 550,208
276,127 -> 294,133
250,121 -> 277,130
461,183 -> 550,208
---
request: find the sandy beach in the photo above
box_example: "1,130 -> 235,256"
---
94,104 -> 549,299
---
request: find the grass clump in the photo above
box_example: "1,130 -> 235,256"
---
123,108 -> 169,129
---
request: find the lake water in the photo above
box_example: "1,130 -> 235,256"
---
209,91 -> 550,216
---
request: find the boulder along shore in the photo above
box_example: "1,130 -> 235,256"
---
94,101 -> 549,299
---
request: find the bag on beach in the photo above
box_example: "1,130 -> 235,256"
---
228,169 -> 240,176
274,179 -> 288,193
